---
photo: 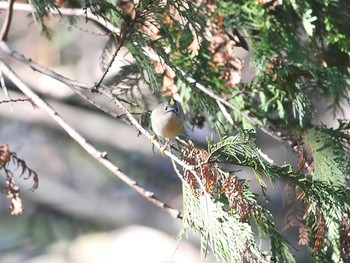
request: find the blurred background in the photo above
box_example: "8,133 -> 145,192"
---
0,6 -> 348,263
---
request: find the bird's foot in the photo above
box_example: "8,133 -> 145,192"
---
160,144 -> 167,155
160,140 -> 171,155
151,134 -> 158,144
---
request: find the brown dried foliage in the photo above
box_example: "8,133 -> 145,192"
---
147,0 -> 246,95
162,65 -> 178,97
283,139 -> 331,254
197,0 -> 247,88
284,182 -> 328,253
313,205 -> 326,254
0,143 -> 11,168
0,144 -> 39,215
182,144 -> 253,222
287,136 -> 315,176
283,183 -> 311,246
183,145 -> 218,196
258,0 -> 283,11
6,176 -> 23,216
340,214 -> 350,259
293,144 -> 307,173
208,21 -> 244,88
221,176 -> 252,222
298,225 -> 311,246
266,57 -> 288,82
55,0 -> 67,7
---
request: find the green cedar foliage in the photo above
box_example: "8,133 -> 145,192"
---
31,0 -> 349,262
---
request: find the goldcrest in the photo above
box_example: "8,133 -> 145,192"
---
151,98 -> 184,139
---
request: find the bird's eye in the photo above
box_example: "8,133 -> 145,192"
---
164,105 -> 168,111
175,107 -> 179,112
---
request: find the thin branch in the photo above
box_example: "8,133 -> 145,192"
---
0,42 -> 90,89
257,148 -> 275,164
0,65 -> 11,100
0,60 -> 182,220
72,88 -> 126,119
0,0 -> 15,41
0,42 -> 137,108
94,25 -> 132,88
0,2 -> 119,35
0,97 -> 36,106
216,100 -> 239,130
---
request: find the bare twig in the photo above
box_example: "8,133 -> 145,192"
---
0,2 -> 119,35
257,148 -> 274,164
0,42 -> 137,107
72,88 -> 126,119
216,100 -> 239,130
0,60 -> 182,219
0,66 -> 11,100
0,97 -> 36,106
0,42 -> 90,89
94,28 -> 130,88
0,0 -> 15,41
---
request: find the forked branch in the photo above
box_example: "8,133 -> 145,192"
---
0,60 -> 182,219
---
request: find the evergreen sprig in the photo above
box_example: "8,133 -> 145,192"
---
182,183 -> 267,263
208,131 -> 276,187
304,126 -> 349,186
200,129 -> 349,261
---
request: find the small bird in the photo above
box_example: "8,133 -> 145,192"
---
151,98 -> 184,154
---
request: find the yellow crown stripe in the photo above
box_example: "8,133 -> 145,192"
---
169,98 -> 175,105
